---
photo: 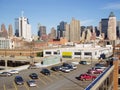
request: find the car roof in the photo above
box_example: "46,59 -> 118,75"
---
15,76 -> 22,78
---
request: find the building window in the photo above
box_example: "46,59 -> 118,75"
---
74,52 -> 81,55
118,66 -> 120,74
95,52 -> 97,55
118,78 -> 120,86
84,52 -> 92,56
54,52 -> 57,55
45,52 -> 51,54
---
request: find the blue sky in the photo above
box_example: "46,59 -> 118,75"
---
0,0 -> 120,35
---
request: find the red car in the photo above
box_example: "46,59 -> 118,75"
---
87,69 -> 102,74
78,73 -> 96,81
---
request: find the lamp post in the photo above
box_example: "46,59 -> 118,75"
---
5,39 -> 7,70
79,49 -> 82,62
91,53 -> 92,67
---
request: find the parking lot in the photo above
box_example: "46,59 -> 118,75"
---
0,61 -> 98,90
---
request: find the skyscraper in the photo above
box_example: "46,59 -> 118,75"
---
107,12 -> 116,40
38,25 -> 46,37
8,24 -> 13,38
65,24 -> 70,41
50,27 -> 56,39
15,14 -> 32,41
0,24 -> 8,38
100,18 -> 109,39
69,18 -> 80,42
57,21 -> 67,39
117,21 -> 120,38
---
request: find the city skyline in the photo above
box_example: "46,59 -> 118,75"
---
0,0 -> 120,35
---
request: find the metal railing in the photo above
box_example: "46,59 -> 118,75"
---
85,65 -> 113,90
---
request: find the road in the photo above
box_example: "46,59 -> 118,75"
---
0,62 -> 97,90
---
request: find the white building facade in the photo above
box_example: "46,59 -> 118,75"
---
43,44 -> 113,60
0,38 -> 14,49
15,16 -> 32,41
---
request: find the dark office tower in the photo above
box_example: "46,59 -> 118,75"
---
38,26 -> 46,39
87,26 -> 93,33
0,24 -> 8,38
81,26 -> 86,36
95,26 -> 100,37
50,27 -> 56,39
117,21 -> 120,38
57,21 -> 67,39
8,24 -> 13,37
100,18 -> 109,39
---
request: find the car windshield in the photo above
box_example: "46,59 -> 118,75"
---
32,73 -> 37,75
16,77 -> 23,81
29,80 -> 35,83
43,69 -> 49,72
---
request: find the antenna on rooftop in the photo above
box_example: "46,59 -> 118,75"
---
21,11 -> 24,17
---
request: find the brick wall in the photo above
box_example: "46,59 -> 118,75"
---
113,59 -> 119,90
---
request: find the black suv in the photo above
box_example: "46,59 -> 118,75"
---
51,66 -> 61,71
41,68 -> 50,75
15,76 -> 24,85
29,73 -> 38,79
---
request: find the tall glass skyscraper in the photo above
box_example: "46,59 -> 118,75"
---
15,15 -> 32,41
57,21 -> 67,39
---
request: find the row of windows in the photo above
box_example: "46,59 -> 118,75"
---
45,51 -> 94,56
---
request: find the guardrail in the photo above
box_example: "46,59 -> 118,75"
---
85,65 -> 112,90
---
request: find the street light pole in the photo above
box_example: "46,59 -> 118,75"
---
5,39 -> 7,70
91,53 -> 92,67
79,50 -> 82,62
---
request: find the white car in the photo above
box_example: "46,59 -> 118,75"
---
71,64 -> 77,69
9,70 -> 19,74
27,80 -> 36,87
92,67 -> 105,71
61,67 -> 71,73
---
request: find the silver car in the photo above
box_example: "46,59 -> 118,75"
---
0,72 -> 12,77
27,80 -> 36,87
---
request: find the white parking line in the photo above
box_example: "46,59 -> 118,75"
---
40,73 -> 53,82
38,77 -> 47,85
24,82 -> 30,90
3,84 -> 6,90
13,82 -> 18,90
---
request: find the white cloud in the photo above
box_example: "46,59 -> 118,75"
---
81,19 -> 94,26
102,3 -> 120,10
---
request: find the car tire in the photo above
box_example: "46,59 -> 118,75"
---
82,79 -> 85,81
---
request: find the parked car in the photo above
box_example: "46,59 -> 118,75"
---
27,80 -> 36,87
41,68 -> 51,75
62,63 -> 74,70
61,67 -> 71,73
29,73 -> 38,79
0,72 -> 12,77
70,64 -> 77,70
87,69 -> 102,74
28,65 -> 38,69
51,66 -> 61,71
9,70 -> 19,74
95,63 -> 106,69
92,67 -> 105,71
79,61 -> 91,65
15,76 -> 24,85
78,73 -> 96,81
63,63 -> 70,66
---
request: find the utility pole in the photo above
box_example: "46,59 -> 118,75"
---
5,39 -> 7,70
